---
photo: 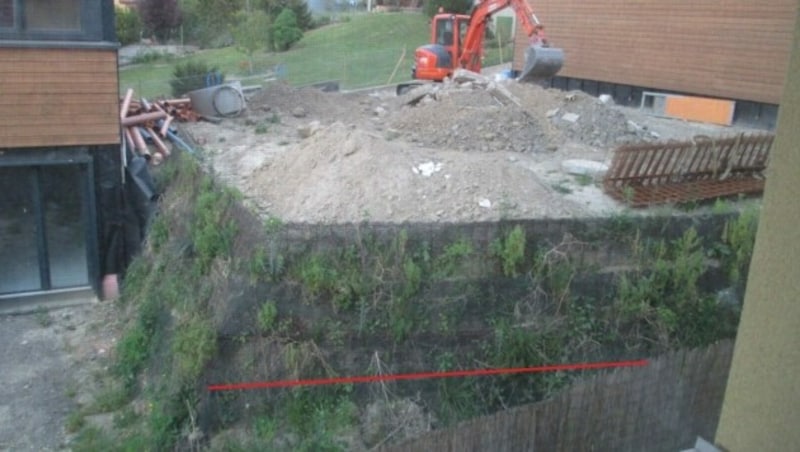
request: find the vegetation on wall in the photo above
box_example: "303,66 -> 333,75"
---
70,150 -> 759,450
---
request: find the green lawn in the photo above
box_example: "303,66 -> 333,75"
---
119,12 -> 515,98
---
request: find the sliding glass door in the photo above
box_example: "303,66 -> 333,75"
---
0,162 -> 95,296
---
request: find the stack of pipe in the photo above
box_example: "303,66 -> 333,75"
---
119,88 -> 198,164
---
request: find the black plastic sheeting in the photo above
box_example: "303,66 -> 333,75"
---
93,146 -> 157,281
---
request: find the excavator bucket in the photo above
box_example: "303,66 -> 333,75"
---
517,46 -> 564,82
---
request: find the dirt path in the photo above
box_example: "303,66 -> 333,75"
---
0,303 -> 119,451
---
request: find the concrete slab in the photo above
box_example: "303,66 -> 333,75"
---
0,288 -> 96,316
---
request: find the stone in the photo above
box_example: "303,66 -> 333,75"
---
561,159 -> 609,177
296,120 -> 321,138
626,120 -> 642,133
291,106 -> 307,118
561,112 -> 580,123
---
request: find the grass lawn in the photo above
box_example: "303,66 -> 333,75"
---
119,11 -> 515,98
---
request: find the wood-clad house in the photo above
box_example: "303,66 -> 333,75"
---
0,0 -> 124,302
515,0 -> 798,127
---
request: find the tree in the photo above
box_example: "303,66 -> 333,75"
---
231,10 -> 272,73
258,0 -> 313,30
139,0 -> 183,42
272,8 -> 303,51
115,6 -> 142,45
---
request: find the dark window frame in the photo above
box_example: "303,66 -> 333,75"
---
0,0 -> 114,42
0,148 -> 99,296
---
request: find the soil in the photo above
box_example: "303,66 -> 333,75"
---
186,71 -> 753,224
0,302 -> 122,451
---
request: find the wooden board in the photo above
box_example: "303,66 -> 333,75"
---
514,0 -> 797,105
663,95 -> 736,126
0,47 -> 120,148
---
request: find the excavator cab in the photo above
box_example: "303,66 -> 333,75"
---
411,14 -> 470,82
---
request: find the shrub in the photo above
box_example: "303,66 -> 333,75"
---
169,61 -> 224,97
115,6 -> 142,45
138,0 -> 182,42
272,8 -> 303,51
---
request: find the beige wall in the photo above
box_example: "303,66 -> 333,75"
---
515,0 -> 797,104
715,4 -> 800,450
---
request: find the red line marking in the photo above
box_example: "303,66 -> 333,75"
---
207,359 -> 648,392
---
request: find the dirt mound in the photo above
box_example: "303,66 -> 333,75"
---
387,88 -> 556,153
511,87 -> 653,148
248,122 -> 580,223
387,78 -> 649,154
247,81 -> 371,124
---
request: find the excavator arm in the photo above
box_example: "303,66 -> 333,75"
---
459,0 -> 563,80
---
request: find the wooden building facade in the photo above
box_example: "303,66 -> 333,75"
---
0,0 -> 123,302
514,0 -> 798,126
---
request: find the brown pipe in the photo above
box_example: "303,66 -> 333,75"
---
146,127 -> 170,156
121,111 -> 168,127
159,115 -> 174,137
130,126 -> 151,160
120,88 -> 134,119
162,98 -> 191,105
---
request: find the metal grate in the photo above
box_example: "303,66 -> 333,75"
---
603,133 -> 774,206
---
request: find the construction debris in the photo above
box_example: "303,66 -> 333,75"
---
186,78 -> 771,223
119,88 -> 200,164
603,132 -> 774,206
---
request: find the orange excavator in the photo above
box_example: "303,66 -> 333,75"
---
401,0 -> 563,93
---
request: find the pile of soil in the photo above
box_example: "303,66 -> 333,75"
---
247,122 -> 578,223
387,78 -> 651,154
186,72 -> 736,224
387,88 -> 555,153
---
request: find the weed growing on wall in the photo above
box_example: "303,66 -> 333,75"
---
432,238 -> 474,279
172,314 -> 217,382
718,205 -> 760,287
613,227 -> 725,349
257,300 -> 279,333
191,176 -> 239,276
492,225 -> 527,277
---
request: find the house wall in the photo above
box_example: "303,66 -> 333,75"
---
0,47 -> 120,148
514,0 -> 797,105
716,7 -> 800,450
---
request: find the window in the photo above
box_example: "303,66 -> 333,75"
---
0,0 -> 13,28
27,0 -> 81,31
0,0 -> 109,42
